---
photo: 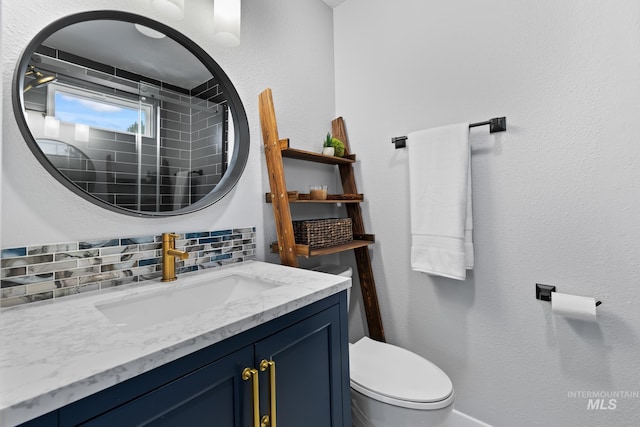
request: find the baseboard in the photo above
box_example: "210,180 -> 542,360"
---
443,409 -> 493,427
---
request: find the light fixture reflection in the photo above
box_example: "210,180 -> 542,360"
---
134,24 -> 166,39
213,0 -> 241,47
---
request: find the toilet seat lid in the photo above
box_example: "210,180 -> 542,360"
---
349,337 -> 453,409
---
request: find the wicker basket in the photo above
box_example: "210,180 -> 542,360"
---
292,218 -> 353,249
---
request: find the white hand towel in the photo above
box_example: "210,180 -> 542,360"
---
408,123 -> 473,280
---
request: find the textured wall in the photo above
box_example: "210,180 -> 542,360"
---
335,0 -> 640,425
1,0 -> 336,252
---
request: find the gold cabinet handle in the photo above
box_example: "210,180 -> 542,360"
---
242,367 -> 260,427
260,359 -> 277,427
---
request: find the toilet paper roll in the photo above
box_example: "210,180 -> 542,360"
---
551,292 -> 597,322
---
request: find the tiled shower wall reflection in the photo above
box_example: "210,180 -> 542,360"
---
0,227 -> 256,308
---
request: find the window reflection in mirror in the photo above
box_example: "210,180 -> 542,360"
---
16,13 -> 247,216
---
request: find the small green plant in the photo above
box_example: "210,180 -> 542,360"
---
324,133 -> 333,148
323,133 -> 345,157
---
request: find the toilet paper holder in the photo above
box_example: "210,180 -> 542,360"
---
535,283 -> 602,306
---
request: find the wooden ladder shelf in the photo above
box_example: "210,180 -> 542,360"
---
259,88 -> 385,342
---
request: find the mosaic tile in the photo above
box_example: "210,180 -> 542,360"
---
55,266 -> 101,280
1,285 -> 26,299
199,248 -> 222,258
55,250 -> 100,261
76,258 -> 103,268
24,291 -> 54,304
26,281 -> 57,295
121,236 -> 154,245
28,243 -> 77,255
139,243 -> 162,251
0,228 -> 256,308
1,254 -> 54,269
1,296 -> 29,308
79,254 -> 121,267
1,248 -> 27,259
2,273 -> 54,288
101,244 -> 138,256
1,267 -> 27,279
79,239 -> 119,250
129,265 -> 159,277
55,283 -> 100,298
79,271 -> 123,285
120,250 -> 157,262
138,256 -> 161,266
223,234 -> 243,241
185,244 -> 205,254
199,237 -> 221,244
101,261 -> 137,272
185,232 -> 210,239
56,277 -> 79,288
223,245 -> 243,254
234,227 -> 254,233
177,265 -> 198,274
29,260 -> 79,275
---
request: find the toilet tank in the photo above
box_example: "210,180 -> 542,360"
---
311,265 -> 352,306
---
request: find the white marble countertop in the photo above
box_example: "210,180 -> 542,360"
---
0,261 -> 350,427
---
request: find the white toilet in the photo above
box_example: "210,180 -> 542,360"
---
311,265 -> 455,427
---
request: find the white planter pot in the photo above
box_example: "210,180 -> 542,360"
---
322,146 -> 335,156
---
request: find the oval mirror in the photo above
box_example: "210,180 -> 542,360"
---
13,11 -> 249,216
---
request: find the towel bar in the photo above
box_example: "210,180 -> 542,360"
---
391,116 -> 507,149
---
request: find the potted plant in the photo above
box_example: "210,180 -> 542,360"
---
322,133 -> 345,157
322,133 -> 335,156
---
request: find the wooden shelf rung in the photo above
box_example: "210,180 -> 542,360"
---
265,193 -> 364,203
269,238 -> 375,258
281,147 -> 356,164
353,233 -> 375,242
279,138 -> 290,149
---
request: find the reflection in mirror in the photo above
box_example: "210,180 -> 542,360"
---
36,138 -> 97,192
15,13 -> 248,216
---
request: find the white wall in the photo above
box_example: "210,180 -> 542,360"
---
335,0 -> 640,425
0,3 -> 3,251
1,0 -> 336,253
0,3 -> 4,248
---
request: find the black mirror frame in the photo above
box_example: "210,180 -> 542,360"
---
12,10 -> 250,217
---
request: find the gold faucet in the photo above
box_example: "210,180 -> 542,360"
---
162,233 -> 189,282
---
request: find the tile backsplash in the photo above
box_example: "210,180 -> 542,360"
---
0,227 -> 256,308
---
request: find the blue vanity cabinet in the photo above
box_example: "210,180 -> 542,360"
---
255,303 -> 347,426
77,346 -> 254,426
18,292 -> 351,427
17,413 -> 58,427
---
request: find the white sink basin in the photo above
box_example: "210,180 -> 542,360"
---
95,273 -> 282,331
